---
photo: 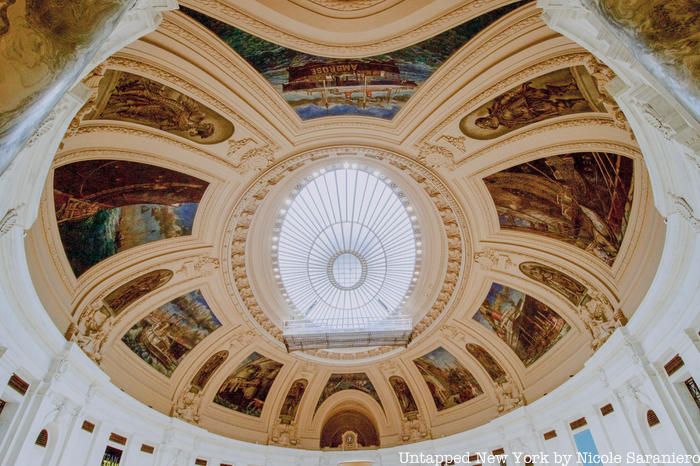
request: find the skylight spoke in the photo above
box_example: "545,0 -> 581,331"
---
275,164 -> 419,329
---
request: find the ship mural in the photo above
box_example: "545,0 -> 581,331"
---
122,290 -> 221,377
181,2 -> 527,120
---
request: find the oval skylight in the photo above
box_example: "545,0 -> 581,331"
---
273,163 -> 420,329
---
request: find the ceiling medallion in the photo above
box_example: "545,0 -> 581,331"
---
223,147 -> 469,362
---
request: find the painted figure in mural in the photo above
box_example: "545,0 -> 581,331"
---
191,350 -> 229,391
389,376 -> 419,417
461,67 -> 602,139
279,379 -> 307,424
518,262 -> 588,306
474,80 -> 588,131
473,283 -> 571,367
484,152 -> 634,265
316,373 -> 383,411
53,160 -> 208,277
465,343 -> 507,384
91,71 -> 234,143
413,347 -> 483,411
121,290 -> 221,377
181,2 -> 527,120
214,352 -> 283,417
103,269 -> 174,315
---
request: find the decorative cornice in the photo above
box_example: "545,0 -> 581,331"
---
182,0 -> 512,57
222,146 -> 471,361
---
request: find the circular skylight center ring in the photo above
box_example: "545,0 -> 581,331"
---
328,251 -> 367,290
274,163 -> 420,329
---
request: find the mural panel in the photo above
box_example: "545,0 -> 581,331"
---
388,376 -> 419,418
182,2 -> 527,120
596,0 -> 700,121
460,66 -> 605,139
54,160 -> 208,277
121,290 -> 221,377
279,379 -> 308,424
214,352 -> 284,417
465,343 -> 507,384
316,373 -> 383,411
89,70 -> 234,144
191,350 -> 228,392
413,347 -> 483,411
103,269 -> 173,316
484,152 -> 634,265
519,262 -> 588,306
473,283 -> 571,367
0,0 -> 131,174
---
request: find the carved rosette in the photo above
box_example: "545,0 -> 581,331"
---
222,147 -> 470,361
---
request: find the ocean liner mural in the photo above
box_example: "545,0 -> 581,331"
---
182,2 -> 527,120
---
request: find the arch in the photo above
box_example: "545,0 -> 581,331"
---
320,409 -> 380,449
646,410 -> 660,427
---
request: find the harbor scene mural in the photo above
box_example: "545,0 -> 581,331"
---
181,2 -> 527,120
473,283 -> 571,367
413,347 -> 483,411
316,373 -> 383,411
214,352 -> 284,417
121,290 -> 221,377
484,152 -> 634,265
53,160 -> 208,277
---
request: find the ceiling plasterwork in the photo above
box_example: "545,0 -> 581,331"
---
25,0 -> 667,450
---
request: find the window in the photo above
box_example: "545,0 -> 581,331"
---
7,374 -> 29,395
647,410 -> 660,427
140,444 -> 154,454
600,403 -> 614,416
664,355 -> 684,376
81,420 -> 95,433
685,377 -> 700,412
572,429 -> 602,466
34,429 -> 48,447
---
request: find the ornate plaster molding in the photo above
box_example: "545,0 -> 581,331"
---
222,146 -> 470,361
182,0 -> 513,57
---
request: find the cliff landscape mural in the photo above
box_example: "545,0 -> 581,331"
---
465,343 -> 507,384
181,2 -> 527,120
214,352 -> 284,417
519,262 -> 588,306
121,290 -> 221,377
278,379 -> 308,424
388,376 -> 419,417
473,283 -> 571,367
102,269 -> 173,316
0,0 -> 133,174
460,66 -> 606,139
413,347 -> 483,411
316,373 -> 383,411
594,0 -> 700,121
484,152 -> 634,265
89,70 -> 234,144
54,160 -> 208,277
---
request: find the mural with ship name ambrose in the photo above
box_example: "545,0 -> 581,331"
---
182,2 -> 527,120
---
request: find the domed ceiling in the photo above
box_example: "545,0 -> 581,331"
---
27,0 -> 665,451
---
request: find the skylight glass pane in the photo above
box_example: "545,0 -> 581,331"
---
274,163 -> 419,329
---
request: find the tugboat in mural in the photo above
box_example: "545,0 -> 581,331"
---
282,60 -> 417,110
